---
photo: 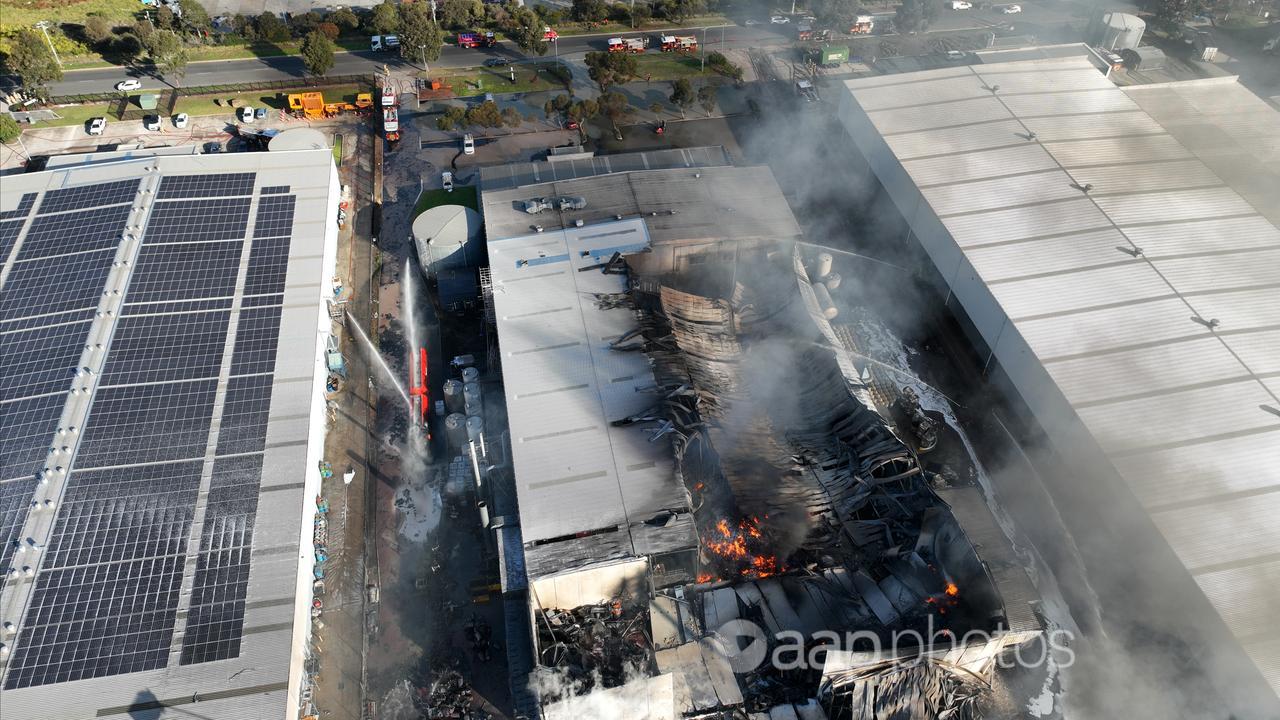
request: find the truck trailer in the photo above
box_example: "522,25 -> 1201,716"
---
370,34 -> 400,51
808,44 -> 849,66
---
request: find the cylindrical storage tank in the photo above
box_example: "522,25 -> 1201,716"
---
412,205 -> 485,278
824,272 -> 842,291
812,283 -> 839,320
444,413 -> 467,449
463,382 -> 482,417
1091,11 -> 1145,50
443,379 -> 464,414
477,500 -> 490,529
466,415 -> 484,443
813,252 -> 833,280
461,366 -> 479,384
268,127 -> 329,152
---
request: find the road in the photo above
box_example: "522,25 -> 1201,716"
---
3,1 -> 1116,96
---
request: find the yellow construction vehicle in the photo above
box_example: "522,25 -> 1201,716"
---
355,92 -> 373,109
287,91 -> 327,120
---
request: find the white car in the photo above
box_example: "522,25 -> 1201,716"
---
143,115 -> 160,131
115,79 -> 142,91
173,112 -> 188,129
770,15 -> 789,24
744,18 -> 761,25
1001,4 -> 1022,12
87,117 -> 106,136
237,106 -> 254,123
949,1 -> 973,8
1264,37 -> 1279,54
463,134 -> 475,155
442,171 -> 454,192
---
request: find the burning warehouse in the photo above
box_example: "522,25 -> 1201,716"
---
480,150 -> 1046,718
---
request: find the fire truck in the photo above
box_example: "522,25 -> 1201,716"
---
380,84 -> 397,107
543,26 -> 558,41
797,23 -> 830,42
850,15 -> 874,34
660,35 -> 697,52
608,37 -> 646,53
383,106 -> 400,142
457,32 -> 481,48
483,31 -> 498,47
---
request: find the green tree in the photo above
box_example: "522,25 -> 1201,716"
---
572,0 -> 610,22
0,114 -> 21,144
697,83 -> 717,116
465,99 -> 504,127
329,7 -> 361,33
440,0 -> 484,30
505,7 -> 548,56
290,11 -> 323,38
133,18 -> 156,43
301,30 -> 336,76
84,15 -> 115,45
501,106 -> 523,128
567,97 -> 599,124
146,29 -> 189,86
256,12 -> 291,42
317,22 -> 340,40
114,33 -> 144,63
894,0 -> 938,33
584,50 -> 637,91
367,0 -> 401,35
398,3 -> 445,66
543,93 -> 572,120
1152,0 -> 1205,29
437,105 -> 466,130
669,77 -> 694,118
156,5 -> 177,31
179,0 -> 213,34
598,90 -> 632,128
5,29 -> 63,95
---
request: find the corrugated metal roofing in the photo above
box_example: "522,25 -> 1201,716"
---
842,57 -> 1280,697
485,219 -> 695,566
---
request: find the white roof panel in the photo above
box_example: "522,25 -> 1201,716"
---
843,58 -> 1280,700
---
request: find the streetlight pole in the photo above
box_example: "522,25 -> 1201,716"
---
420,45 -> 428,74
34,21 -> 62,68
701,27 -> 707,72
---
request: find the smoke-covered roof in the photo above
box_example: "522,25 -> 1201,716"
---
839,56 -> 1280,703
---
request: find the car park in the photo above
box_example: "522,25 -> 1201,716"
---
87,117 -> 106,135
142,115 -> 161,131
173,113 -> 188,129
115,79 -> 141,91
463,134 -> 475,155
238,106 -> 254,123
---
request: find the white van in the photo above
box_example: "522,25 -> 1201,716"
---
949,1 -> 972,8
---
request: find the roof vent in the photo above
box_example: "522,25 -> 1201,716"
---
574,219 -> 584,227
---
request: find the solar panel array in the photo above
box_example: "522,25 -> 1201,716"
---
0,169 -> 299,688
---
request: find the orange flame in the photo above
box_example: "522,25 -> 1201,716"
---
945,582 -> 959,597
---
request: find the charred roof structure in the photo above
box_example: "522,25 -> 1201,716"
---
481,150 -> 1046,718
837,56 -> 1280,712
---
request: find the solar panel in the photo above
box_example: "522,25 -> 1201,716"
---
253,195 -> 296,239
240,293 -> 283,308
143,198 -> 251,243
0,478 -> 39,580
38,179 -> 138,214
0,320 -> 92,401
0,249 -> 116,321
230,306 -> 282,376
180,454 -> 261,664
0,192 -> 37,220
100,311 -> 230,385
242,236 -> 292,295
0,394 -> 65,481
0,309 -> 95,332
15,205 -> 131,260
74,380 -> 218,468
214,375 -> 273,455
157,172 -> 255,199
124,241 -> 243,304
0,219 -> 24,263
260,185 -> 290,195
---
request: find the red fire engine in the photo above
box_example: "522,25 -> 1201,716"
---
608,37 -> 646,53
457,32 -> 481,48
660,35 -> 697,52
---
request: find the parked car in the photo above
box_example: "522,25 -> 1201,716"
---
87,117 -> 107,136
237,106 -> 254,123
173,112 -> 188,129
142,115 -> 161,131
254,107 -> 268,119
1001,4 -> 1022,12
463,134 -> 475,155
744,18 -> 761,25
770,15 -> 789,24
114,79 -> 141,91
946,50 -> 966,61
1264,36 -> 1279,54
949,1 -> 973,9
483,57 -> 506,67
442,171 -> 454,192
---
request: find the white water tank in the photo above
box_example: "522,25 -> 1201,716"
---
813,252 -> 834,280
1091,11 -> 1145,50
461,366 -> 479,384
463,382 -> 482,417
444,413 -> 468,449
466,415 -> 484,443
412,205 -> 484,277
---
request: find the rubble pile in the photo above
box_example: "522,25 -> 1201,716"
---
535,602 -> 653,696
417,663 -> 489,720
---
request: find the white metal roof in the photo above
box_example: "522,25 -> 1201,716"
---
841,57 -> 1280,696
486,219 -> 692,553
